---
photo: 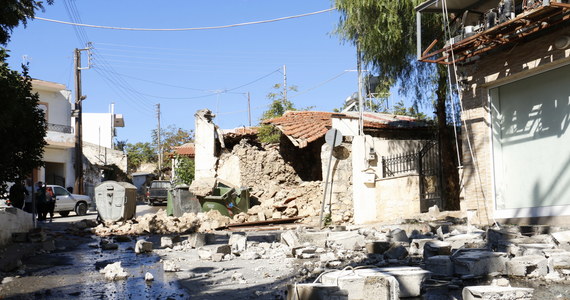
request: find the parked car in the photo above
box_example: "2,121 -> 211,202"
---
47,185 -> 91,217
146,180 -> 171,206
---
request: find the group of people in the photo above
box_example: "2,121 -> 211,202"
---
8,180 -> 56,222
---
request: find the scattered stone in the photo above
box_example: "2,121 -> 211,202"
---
281,230 -> 300,248
462,286 -> 533,300
298,232 -> 328,248
423,241 -> 452,259
286,283 -> 348,300
231,272 -> 246,284
241,251 -> 261,260
384,244 -> 408,260
160,237 -> 174,249
100,262 -> 128,280
506,255 -> 548,278
327,231 -> 365,250
229,233 -> 247,254
321,269 -> 399,300
426,255 -> 454,277
163,260 -> 179,272
453,249 -> 507,276
390,228 -> 410,243
145,272 -> 154,281
377,266 -> 431,298
187,232 -> 207,248
101,243 -> 119,250
135,240 -> 153,254
212,253 -> 225,262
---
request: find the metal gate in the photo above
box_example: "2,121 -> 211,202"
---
381,140 -> 441,212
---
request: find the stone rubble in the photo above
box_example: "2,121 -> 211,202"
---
99,261 -> 128,281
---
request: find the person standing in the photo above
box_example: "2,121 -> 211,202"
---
35,181 -> 46,221
45,186 -> 55,222
23,179 -> 33,213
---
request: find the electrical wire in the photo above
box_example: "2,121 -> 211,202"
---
35,8 -> 335,31
289,70 -> 350,99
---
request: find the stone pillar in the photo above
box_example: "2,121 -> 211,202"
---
194,109 -> 218,180
352,135 -> 377,224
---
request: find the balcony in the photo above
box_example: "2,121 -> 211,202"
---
47,123 -> 74,134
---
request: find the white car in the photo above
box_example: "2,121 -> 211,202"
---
47,185 -> 91,217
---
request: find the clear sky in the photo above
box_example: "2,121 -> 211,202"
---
6,1 -> 364,144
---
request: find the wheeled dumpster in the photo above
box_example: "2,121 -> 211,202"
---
171,184 -> 201,217
95,181 -> 137,222
200,182 -> 250,217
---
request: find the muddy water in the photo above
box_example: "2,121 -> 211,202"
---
0,229 -> 189,299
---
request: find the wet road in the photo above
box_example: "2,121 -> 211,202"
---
0,204 -> 190,299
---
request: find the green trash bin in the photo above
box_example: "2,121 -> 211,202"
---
166,189 -> 174,216
200,183 -> 250,217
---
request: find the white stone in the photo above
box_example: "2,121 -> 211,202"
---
453,249 -> 507,276
506,255 -> 548,278
100,262 -> 128,281
286,283 -> 348,300
229,234 -> 247,254
145,272 -> 154,281
321,268 -> 399,300
425,255 -> 454,277
462,286 -> 533,300
377,266 -> 431,298
327,231 -> 366,250
163,260 -> 179,272
135,239 -> 153,254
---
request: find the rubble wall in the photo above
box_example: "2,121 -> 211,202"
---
217,140 -> 323,224
376,175 -> 421,222
460,27 -> 570,224
0,208 -> 33,247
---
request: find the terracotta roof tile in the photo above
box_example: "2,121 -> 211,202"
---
264,111 -> 426,148
173,143 -> 195,157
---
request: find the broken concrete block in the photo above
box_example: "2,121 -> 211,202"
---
518,243 -> 555,256
100,262 -> 128,281
384,244 -> 408,260
423,241 -> 451,260
551,230 -> 570,244
452,249 -> 507,276
487,228 -> 521,250
390,228 -> 409,243
281,230 -> 301,248
145,272 -> 154,281
545,250 -> 570,269
101,243 -> 119,251
506,255 -> 548,277
327,231 -> 365,250
197,244 -> 231,260
409,239 -> 436,257
425,255 -> 454,277
321,268 -> 399,300
298,232 -> 328,248
163,260 -> 179,272
293,246 -> 317,259
286,283 -> 348,300
365,241 -> 392,255
377,266 -> 431,298
446,233 -> 485,250
229,233 -> 247,254
462,286 -> 533,300
187,232 -> 207,248
241,251 -> 261,260
135,240 -> 153,254
160,237 -> 174,249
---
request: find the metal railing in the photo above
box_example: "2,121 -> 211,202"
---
47,123 -> 74,134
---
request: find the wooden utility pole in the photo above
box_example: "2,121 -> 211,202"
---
283,64 -> 287,102
73,47 -> 89,194
247,92 -> 251,127
156,103 -> 162,179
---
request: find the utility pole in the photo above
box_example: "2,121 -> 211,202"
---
247,92 -> 251,127
156,103 -> 162,179
73,46 -> 90,194
283,64 -> 287,102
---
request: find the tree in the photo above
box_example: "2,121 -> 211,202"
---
124,142 -> 156,173
392,100 -> 429,121
0,0 -> 53,45
173,155 -> 195,185
258,83 -> 298,143
0,52 -> 47,195
335,0 -> 460,210
152,125 -> 194,168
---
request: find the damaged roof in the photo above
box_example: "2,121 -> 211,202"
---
264,111 -> 426,148
173,143 -> 195,157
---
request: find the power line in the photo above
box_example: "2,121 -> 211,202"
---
289,70 -> 350,99
35,8 -> 336,31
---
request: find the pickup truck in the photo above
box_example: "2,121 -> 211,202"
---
146,180 -> 171,205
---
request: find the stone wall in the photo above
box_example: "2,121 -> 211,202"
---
376,175 -> 421,223
321,142 -> 353,224
459,27 -> 570,224
0,208 -> 33,247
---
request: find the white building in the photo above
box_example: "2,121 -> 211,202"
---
33,79 -> 75,188
82,104 -> 124,149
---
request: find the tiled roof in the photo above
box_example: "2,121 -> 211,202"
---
173,143 -> 195,157
264,111 -> 426,148
221,127 -> 258,138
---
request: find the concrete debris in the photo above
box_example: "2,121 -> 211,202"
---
286,283 -> 348,300
321,268 -> 399,300
144,272 -> 154,281
452,249 -> 507,276
100,262 -> 128,281
135,239 -> 153,254
229,233 -> 247,254
506,255 -> 548,277
163,260 -> 179,272
160,236 -> 174,249
376,267 -> 431,298
462,286 -> 533,300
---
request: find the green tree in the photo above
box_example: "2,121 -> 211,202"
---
392,100 -> 429,121
124,142 -> 156,173
0,53 -> 47,195
258,83 -> 298,143
173,155 -> 195,185
0,0 -> 53,45
152,125 -> 194,167
335,0 -> 460,210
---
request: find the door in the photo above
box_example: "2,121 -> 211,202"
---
491,64 -> 570,211
53,186 -> 75,211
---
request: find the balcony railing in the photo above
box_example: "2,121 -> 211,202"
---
47,123 -> 74,134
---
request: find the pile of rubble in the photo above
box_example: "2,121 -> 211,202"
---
93,210 -> 231,236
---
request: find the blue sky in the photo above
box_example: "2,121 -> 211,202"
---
7,1 -> 373,144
